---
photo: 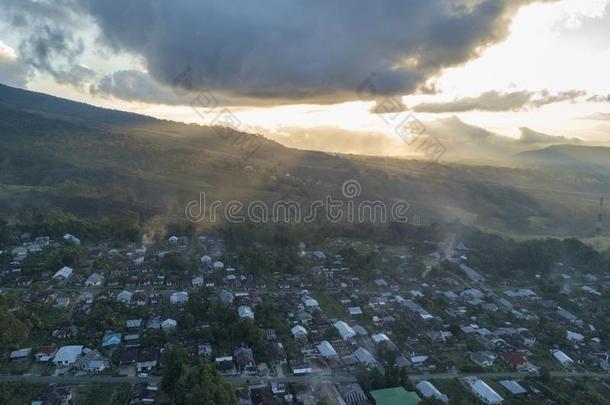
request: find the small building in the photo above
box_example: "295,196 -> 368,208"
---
416,380 -> 448,403
334,321 -> 356,340
53,266 -> 73,280
317,341 -> 338,358
53,345 -> 84,367
238,305 -> 254,319
463,377 -> 503,404
85,273 -> 103,287
170,291 -> 189,305
552,350 -> 573,367
499,380 -> 527,396
566,331 -> 585,343
291,325 -> 308,339
10,348 -> 31,361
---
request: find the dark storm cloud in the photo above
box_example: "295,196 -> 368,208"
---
75,0 -> 552,105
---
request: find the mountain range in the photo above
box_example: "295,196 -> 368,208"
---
0,83 -> 608,237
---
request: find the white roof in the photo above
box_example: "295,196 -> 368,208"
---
499,380 -> 527,395
161,319 -> 177,328
348,306 -> 363,315
116,290 -> 133,302
552,350 -> 573,365
238,305 -> 254,319
303,298 -> 319,308
213,260 -> 224,268
200,255 -> 212,263
171,291 -> 189,303
291,325 -> 307,337
317,340 -> 338,358
354,347 -> 376,365
53,266 -> 73,279
54,345 -> 83,364
416,381 -> 448,402
334,321 -> 356,340
466,378 -> 503,404
371,333 -> 391,344
567,331 -> 585,341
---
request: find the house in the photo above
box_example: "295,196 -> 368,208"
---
10,348 -> 31,361
499,380 -> 527,396
126,319 -> 142,329
192,275 -> 204,287
170,291 -> 189,305
471,351 -> 496,367
137,348 -> 158,373
54,297 -> 71,309
348,306 -> 363,316
168,235 -> 179,244
85,273 -> 103,287
116,290 -> 133,304
566,331 -> 585,343
238,305 -> 254,319
101,332 -> 122,347
312,251 -> 326,261
416,380 -> 448,403
34,346 -> 57,362
372,333 -> 392,345
63,233 -> 81,245
53,345 -> 84,367
266,341 -> 287,365
370,387 -> 420,405
334,321 -> 356,340
354,347 -> 377,366
234,347 -> 256,374
213,260 -> 224,270
317,340 -> 338,358
200,255 -> 212,264
339,383 -> 369,405
459,263 -> 482,283
215,356 -> 237,375
463,377 -> 503,404
291,325 -> 308,339
552,350 -> 574,367
75,350 -> 108,373
53,266 -> 73,280
161,318 -> 177,331
500,352 -> 527,370
197,343 -> 213,359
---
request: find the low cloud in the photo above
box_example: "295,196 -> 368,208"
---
517,127 -> 582,144
411,90 -> 533,113
410,89 -> 587,113
0,40 -> 32,87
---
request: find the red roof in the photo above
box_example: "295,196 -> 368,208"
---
501,351 -> 527,367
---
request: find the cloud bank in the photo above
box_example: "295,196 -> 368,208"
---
75,0 -> 550,104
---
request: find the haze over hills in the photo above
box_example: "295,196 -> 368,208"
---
0,83 -> 608,237
270,116 -> 590,162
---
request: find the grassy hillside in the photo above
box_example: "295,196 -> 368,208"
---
0,84 -> 608,237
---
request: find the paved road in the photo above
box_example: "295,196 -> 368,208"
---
0,374 -> 160,385
1,370 -> 607,386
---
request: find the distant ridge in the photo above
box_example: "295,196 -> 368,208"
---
517,144 -> 610,171
0,83 -> 155,126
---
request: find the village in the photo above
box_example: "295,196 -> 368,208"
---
1,230 -> 609,404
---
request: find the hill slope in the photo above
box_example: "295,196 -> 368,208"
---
0,83 -> 608,237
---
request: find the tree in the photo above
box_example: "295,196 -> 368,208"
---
161,347 -> 188,398
174,361 -> 235,405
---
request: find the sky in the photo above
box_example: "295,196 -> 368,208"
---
1,0 -> 610,151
